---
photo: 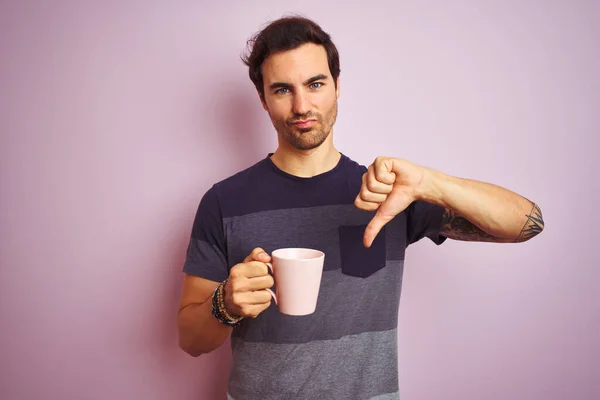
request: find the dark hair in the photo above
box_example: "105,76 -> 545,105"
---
241,16 -> 341,99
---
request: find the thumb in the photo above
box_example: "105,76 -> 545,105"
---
363,211 -> 393,248
244,247 -> 270,263
363,190 -> 413,247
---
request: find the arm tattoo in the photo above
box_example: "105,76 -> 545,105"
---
440,209 -> 506,242
440,202 -> 544,243
515,203 -> 544,242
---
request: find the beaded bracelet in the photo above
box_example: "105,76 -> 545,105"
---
217,281 -> 239,323
211,279 -> 243,327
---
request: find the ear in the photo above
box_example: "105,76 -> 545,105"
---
335,77 -> 341,99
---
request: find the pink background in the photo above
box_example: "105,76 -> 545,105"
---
1,1 -> 598,399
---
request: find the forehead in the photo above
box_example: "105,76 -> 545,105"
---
261,43 -> 331,85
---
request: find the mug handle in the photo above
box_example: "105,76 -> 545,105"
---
265,262 -> 278,305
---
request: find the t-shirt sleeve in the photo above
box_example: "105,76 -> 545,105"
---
182,185 -> 229,282
406,200 -> 448,246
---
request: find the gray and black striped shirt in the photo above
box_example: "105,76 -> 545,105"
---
183,153 -> 446,400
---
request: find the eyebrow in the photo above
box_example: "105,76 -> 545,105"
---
268,74 -> 329,91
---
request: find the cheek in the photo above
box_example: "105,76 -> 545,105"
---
315,92 -> 336,108
267,101 -> 291,119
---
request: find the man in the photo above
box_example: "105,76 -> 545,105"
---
177,16 -> 544,400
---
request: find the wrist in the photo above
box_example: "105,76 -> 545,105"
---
211,279 -> 243,327
222,280 -> 241,319
415,166 -> 446,206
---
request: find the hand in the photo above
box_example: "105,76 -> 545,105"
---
354,156 -> 425,247
224,248 -> 275,318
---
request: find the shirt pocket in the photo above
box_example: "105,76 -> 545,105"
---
338,224 -> 386,278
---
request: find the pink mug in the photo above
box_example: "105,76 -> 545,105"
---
265,248 -> 325,316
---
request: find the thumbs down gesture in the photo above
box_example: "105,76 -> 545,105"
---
354,156 -> 426,247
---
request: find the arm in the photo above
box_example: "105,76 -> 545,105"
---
420,168 -> 545,242
177,275 -> 231,357
355,157 -> 545,246
177,248 -> 274,357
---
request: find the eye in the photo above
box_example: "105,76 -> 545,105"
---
309,82 -> 323,89
275,88 -> 290,95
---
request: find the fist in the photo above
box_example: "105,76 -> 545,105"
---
224,248 -> 275,318
355,156 -> 425,247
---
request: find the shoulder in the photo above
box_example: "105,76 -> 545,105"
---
212,157 -> 271,196
340,153 -> 368,175
200,157 -> 274,219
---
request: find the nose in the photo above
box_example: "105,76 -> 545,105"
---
292,90 -> 311,116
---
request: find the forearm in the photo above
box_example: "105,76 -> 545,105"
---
417,167 -> 544,241
178,297 -> 232,357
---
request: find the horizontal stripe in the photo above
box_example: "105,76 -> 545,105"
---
228,329 -> 399,400
232,260 -> 404,344
223,204 -> 408,269
216,154 -> 367,219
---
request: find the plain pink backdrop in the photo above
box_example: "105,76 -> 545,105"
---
1,1 -> 598,399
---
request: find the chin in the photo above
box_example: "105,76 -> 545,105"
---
292,142 -> 322,151
287,131 -> 329,151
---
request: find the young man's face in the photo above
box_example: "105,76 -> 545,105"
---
260,43 -> 340,151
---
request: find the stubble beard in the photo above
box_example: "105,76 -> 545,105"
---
272,98 -> 338,151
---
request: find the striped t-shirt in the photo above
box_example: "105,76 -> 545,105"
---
183,153 -> 446,400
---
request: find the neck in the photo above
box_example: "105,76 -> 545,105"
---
270,134 -> 341,178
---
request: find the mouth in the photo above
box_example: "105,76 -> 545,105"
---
291,119 -> 317,129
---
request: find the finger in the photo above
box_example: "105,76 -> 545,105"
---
233,289 -> 273,305
254,252 -> 271,263
233,274 -> 274,292
242,261 -> 270,278
358,186 -> 388,204
243,247 -> 271,263
358,172 -> 391,208
354,197 -> 380,212
230,261 -> 268,282
235,300 -> 272,318
365,167 -> 393,194
373,157 -> 396,185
